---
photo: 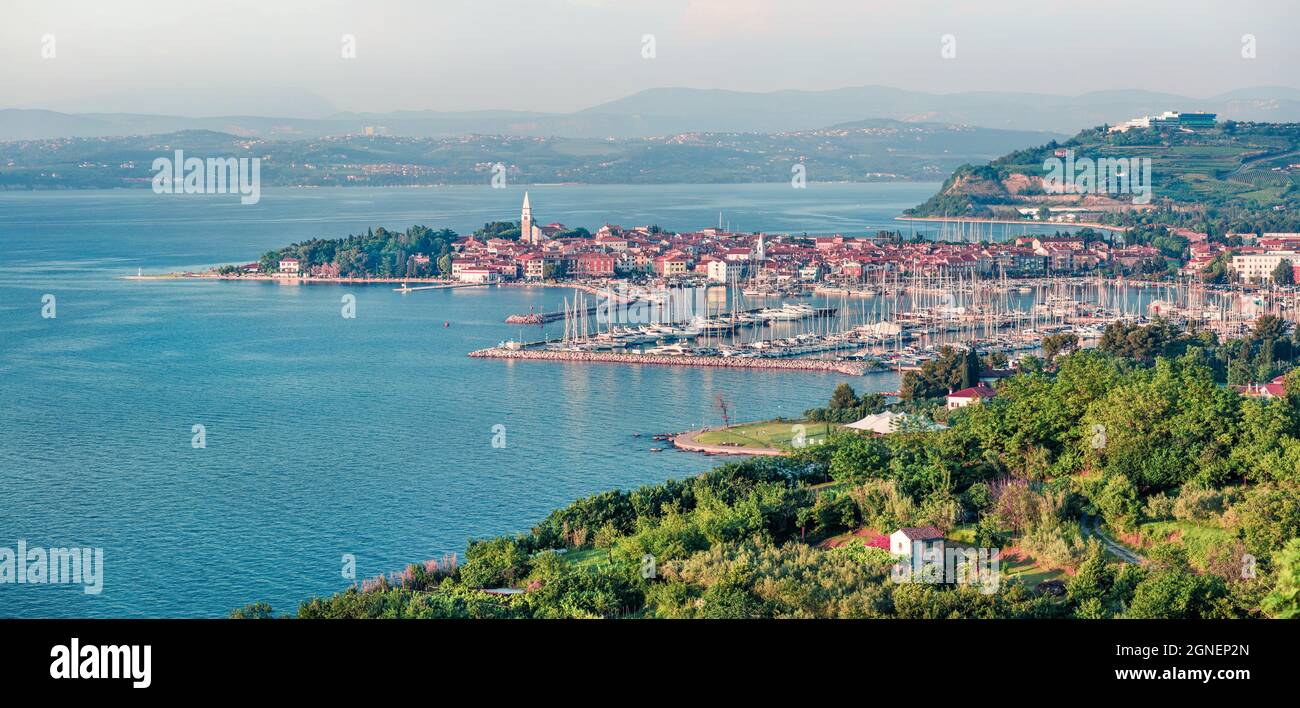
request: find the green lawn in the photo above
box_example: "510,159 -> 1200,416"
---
693,419 -> 839,450
560,547 -> 611,570
944,523 -> 1069,587
946,524 -> 977,545
1137,519 -> 1234,569
1003,563 -> 1067,588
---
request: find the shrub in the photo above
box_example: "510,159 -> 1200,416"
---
1143,493 -> 1176,522
1234,485 -> 1300,562
461,536 -> 530,588
1172,485 -> 1226,522
1096,474 -> 1141,533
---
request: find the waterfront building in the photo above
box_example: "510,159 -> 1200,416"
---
457,268 -> 500,284
707,258 -> 744,283
574,252 -> 616,278
1231,250 -> 1299,283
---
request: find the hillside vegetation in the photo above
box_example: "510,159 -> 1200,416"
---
236,320 -> 1300,620
907,121 -> 1300,234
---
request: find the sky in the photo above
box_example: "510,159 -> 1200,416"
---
2,0 -> 1297,117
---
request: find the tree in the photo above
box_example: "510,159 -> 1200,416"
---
1041,333 -> 1079,363
229,601 -> 275,619
461,536 -> 529,588
437,254 -> 453,275
1250,314 -> 1290,347
828,436 -> 890,483
982,351 -> 1010,370
1200,252 -> 1233,284
1125,551 -> 1229,619
1272,258 -> 1295,285
1236,486 -> 1300,560
900,346 -> 968,400
1262,538 -> 1300,619
714,393 -> 732,426
1067,540 -> 1114,605
961,349 -> 981,389
828,383 -> 859,410
473,221 -> 521,241
1096,474 -> 1141,532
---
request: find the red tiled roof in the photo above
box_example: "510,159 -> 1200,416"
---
949,385 -> 996,399
896,526 -> 944,541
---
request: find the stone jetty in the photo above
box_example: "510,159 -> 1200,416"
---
468,347 -> 868,375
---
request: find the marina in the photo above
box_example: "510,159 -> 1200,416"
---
475,272 -> 1296,373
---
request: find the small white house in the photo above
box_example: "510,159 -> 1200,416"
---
890,526 -> 945,563
946,385 -> 996,410
277,257 -> 300,275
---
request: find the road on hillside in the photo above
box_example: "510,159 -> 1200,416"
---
1080,515 -> 1145,565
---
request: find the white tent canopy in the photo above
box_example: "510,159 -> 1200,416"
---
845,411 -> 944,434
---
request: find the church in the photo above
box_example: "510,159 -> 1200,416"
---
520,192 -> 543,244
518,192 -> 569,244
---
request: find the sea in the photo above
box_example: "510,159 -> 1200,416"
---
0,182 -> 1075,617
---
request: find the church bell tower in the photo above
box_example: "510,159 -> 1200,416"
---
521,192 -> 534,244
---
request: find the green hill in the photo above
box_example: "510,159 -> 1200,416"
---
907,121 -> 1300,234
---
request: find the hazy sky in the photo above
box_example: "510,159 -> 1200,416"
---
3,0 -> 1296,116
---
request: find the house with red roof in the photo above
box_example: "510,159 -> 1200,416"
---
946,385 -> 997,410
1235,374 -> 1289,399
890,526 -> 945,563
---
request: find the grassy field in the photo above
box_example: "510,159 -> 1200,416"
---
693,419 -> 839,450
1137,519 -> 1234,569
560,547 -> 611,570
945,523 -> 1068,587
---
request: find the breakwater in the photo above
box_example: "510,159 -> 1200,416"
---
468,347 -> 869,375
505,306 -> 596,325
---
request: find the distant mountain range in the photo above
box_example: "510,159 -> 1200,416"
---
4,85 -> 1300,142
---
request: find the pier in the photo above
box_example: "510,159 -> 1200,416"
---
468,347 -> 870,375
394,282 -> 485,293
506,305 -> 598,325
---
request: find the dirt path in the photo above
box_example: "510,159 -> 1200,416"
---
1080,515 -> 1144,565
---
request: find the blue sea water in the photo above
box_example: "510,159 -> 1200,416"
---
0,183 -> 1049,618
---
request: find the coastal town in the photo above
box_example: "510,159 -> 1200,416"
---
442,193 -> 1167,286
182,188 -> 1300,380
245,191 -> 1300,294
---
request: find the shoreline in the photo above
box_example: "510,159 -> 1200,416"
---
670,427 -> 788,457
468,347 -> 870,376
120,273 -> 616,294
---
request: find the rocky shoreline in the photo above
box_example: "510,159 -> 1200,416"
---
468,347 -> 868,375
